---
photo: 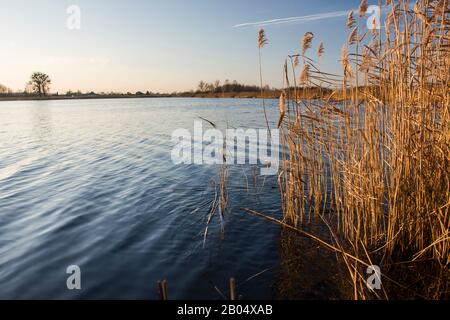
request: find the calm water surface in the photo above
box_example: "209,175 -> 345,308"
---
0,98 -> 288,299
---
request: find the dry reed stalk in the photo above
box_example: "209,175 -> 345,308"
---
257,29 -> 271,135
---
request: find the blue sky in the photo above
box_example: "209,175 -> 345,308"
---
0,0 -> 371,93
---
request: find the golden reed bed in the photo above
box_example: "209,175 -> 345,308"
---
255,0 -> 449,299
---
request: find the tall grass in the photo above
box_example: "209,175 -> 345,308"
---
276,0 -> 449,299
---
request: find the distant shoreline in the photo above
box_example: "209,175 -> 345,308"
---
0,94 -> 171,102
1,88 -> 377,102
0,92 -> 281,102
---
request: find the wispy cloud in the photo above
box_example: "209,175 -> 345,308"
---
233,10 -> 351,28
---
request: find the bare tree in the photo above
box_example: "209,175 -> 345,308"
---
205,83 -> 214,92
28,72 -> 51,96
198,80 -> 206,93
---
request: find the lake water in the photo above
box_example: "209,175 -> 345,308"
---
0,98 -> 289,299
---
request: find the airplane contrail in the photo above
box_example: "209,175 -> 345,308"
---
233,2 -> 414,29
233,10 -> 351,28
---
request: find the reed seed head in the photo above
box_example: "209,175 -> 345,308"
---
301,32 -> 314,55
258,29 -> 268,48
348,27 -> 358,45
359,0 -> 368,17
279,92 -> 286,114
317,42 -> 324,58
277,92 -> 286,128
347,11 -> 356,29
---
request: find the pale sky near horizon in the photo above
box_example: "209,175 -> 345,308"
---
0,0 -> 371,93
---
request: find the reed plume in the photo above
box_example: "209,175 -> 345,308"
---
348,28 -> 358,45
317,42 -> 324,58
301,32 -> 314,55
277,92 -> 286,128
347,11 -> 356,29
359,0 -> 368,17
258,28 -> 268,48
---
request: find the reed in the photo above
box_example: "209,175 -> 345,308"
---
275,0 -> 449,299
317,42 -> 324,59
258,29 -> 271,133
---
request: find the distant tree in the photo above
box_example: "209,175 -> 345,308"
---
222,79 -> 230,92
28,72 -> 51,96
198,81 -> 206,93
136,91 -> 144,96
205,83 -> 214,93
0,84 -> 11,94
213,80 -> 221,92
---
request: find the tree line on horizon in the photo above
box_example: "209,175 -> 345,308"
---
196,79 -> 271,94
1,73 -> 277,98
1,72 -> 355,100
